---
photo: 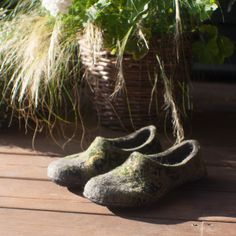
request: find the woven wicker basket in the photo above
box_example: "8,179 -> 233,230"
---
80,37 -> 191,130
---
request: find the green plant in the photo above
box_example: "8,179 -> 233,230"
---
193,24 -> 234,64
0,1 -> 83,142
60,0 -> 234,141
64,0 -> 224,60
0,0 -> 234,143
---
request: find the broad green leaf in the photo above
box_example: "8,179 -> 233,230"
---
206,38 -> 219,56
87,0 -> 111,21
218,36 -> 235,58
199,24 -> 218,39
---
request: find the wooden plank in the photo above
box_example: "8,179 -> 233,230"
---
0,154 -> 56,166
1,157 -> 236,194
0,178 -> 236,223
0,134 -> 61,156
0,154 -> 58,180
0,133 -> 85,157
0,208 -> 236,236
0,166 -> 47,180
191,82 -> 236,113
1,128 -> 235,167
202,146 -> 236,168
1,146 -> 235,168
189,166 -> 236,193
0,128 -> 127,156
0,157 -> 55,180
203,222 -> 236,236
0,131 -> 235,170
0,196 -> 107,215
0,208 -> 202,236
0,179 -> 82,201
109,190 -> 236,223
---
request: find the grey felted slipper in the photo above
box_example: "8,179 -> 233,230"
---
83,140 -> 207,207
47,125 -> 161,188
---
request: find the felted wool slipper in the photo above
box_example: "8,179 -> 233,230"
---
83,140 -> 207,208
47,125 -> 161,188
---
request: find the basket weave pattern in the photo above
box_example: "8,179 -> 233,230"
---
80,37 -> 191,130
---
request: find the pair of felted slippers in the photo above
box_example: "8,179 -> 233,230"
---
48,125 -> 207,208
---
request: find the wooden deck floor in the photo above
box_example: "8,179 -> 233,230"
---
0,82 -> 236,236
